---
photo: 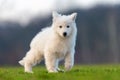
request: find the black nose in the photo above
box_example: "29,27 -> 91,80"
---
63,32 -> 67,37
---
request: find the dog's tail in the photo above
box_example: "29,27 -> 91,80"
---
18,59 -> 25,66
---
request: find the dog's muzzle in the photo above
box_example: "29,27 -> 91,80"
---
63,32 -> 67,37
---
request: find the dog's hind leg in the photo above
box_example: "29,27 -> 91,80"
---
24,62 -> 33,73
23,49 -> 43,73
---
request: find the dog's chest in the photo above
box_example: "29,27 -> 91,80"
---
53,40 -> 71,58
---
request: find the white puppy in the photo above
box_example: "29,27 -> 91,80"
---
19,11 -> 77,73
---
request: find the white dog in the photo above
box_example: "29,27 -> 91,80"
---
19,11 -> 77,73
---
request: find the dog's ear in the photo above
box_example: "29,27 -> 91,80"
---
52,11 -> 61,21
70,13 -> 77,21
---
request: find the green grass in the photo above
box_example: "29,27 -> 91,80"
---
0,65 -> 120,80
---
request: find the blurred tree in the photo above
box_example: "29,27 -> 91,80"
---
107,9 -> 119,63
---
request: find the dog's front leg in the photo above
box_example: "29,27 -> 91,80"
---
64,50 -> 75,71
44,52 -> 58,73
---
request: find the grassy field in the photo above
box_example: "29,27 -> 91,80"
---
0,65 -> 120,80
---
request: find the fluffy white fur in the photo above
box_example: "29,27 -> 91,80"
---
19,11 -> 77,73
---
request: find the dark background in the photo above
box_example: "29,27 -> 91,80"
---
0,5 -> 120,65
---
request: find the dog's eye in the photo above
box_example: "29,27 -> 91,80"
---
59,26 -> 62,28
67,25 -> 70,28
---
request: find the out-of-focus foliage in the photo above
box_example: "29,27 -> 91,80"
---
0,6 -> 120,65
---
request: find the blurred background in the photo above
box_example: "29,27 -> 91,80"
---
0,0 -> 120,65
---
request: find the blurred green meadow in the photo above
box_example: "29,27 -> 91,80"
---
0,65 -> 120,80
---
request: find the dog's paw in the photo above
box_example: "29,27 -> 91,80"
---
25,70 -> 33,73
48,69 -> 58,73
57,68 -> 65,72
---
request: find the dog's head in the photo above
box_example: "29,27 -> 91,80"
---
52,11 -> 77,38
